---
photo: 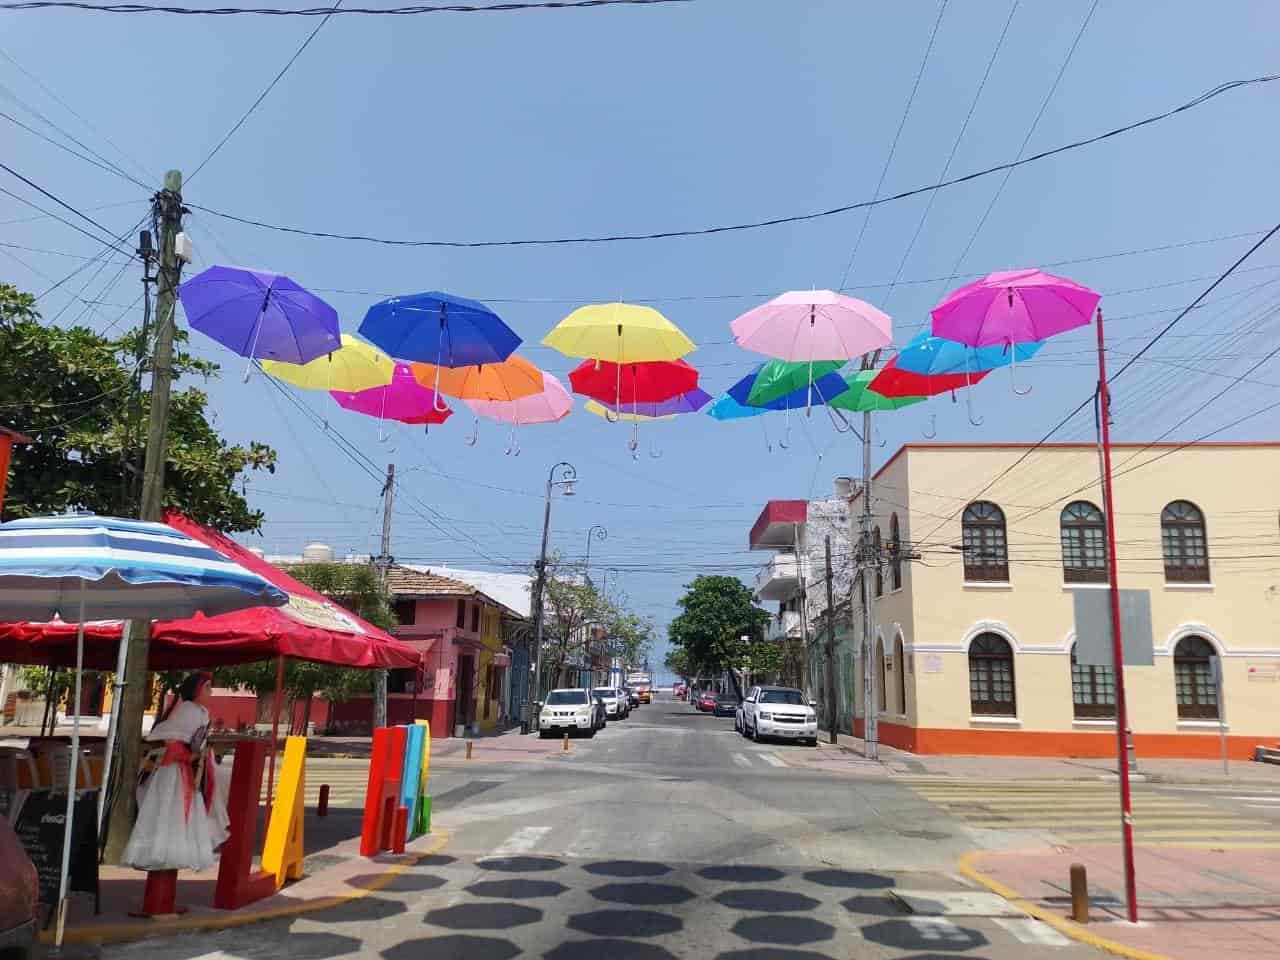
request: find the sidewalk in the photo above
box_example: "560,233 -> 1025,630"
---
964,845 -> 1280,960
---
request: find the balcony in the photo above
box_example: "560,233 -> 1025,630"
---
755,553 -> 800,601
766,610 -> 801,643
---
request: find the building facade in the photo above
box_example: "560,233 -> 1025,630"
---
838,441 -> 1279,759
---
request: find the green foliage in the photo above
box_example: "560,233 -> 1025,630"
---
667,575 -> 776,689
663,646 -> 691,680
16,664 -> 67,699
0,283 -> 276,531
538,553 -> 653,684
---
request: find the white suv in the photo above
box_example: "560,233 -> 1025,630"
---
740,685 -> 818,746
539,688 -> 597,737
594,687 -> 627,720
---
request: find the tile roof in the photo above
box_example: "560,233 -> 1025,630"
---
384,565 -> 525,619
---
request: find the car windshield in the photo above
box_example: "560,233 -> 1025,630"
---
546,690 -> 588,705
758,689 -> 805,705
593,689 -> 615,697
716,694 -> 736,702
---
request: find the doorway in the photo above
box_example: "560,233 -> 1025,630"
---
456,654 -> 475,732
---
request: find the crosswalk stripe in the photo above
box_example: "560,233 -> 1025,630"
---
761,753 -> 787,768
992,917 -> 1071,947
491,825 -> 550,856
731,753 -> 752,768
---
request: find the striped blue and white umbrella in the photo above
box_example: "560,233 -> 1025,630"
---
0,514 -> 287,941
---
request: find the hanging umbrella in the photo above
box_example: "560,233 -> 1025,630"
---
179,265 -> 341,379
568,359 -> 699,408
411,354 -> 544,402
358,291 -> 521,366
726,366 -> 850,410
262,333 -> 394,393
829,369 -> 927,412
463,372 -> 573,456
731,290 -> 892,362
868,357 -> 992,399
0,514 -> 287,946
745,359 -> 845,407
894,330 -> 1044,377
645,387 -> 713,417
582,401 -> 676,422
332,362 -> 453,437
542,302 -> 695,363
706,394 -> 770,421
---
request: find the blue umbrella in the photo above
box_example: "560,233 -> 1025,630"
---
0,514 -> 287,942
726,365 -> 850,410
706,394 -> 769,420
894,330 -> 1043,380
179,265 -> 341,380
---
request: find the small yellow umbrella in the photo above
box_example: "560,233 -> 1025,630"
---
261,333 -> 393,392
583,400 -> 675,422
542,302 -> 696,363
410,354 -> 544,402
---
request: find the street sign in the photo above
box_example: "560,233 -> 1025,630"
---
1073,589 -> 1154,666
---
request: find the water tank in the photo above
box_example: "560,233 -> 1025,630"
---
302,542 -> 334,563
833,476 -> 854,499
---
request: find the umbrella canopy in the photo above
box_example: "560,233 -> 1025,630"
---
180,265 -> 340,366
464,371 -> 573,425
359,291 -> 521,367
569,358 -> 699,406
867,357 -> 991,398
262,333 -> 394,393
706,394 -> 770,421
542,303 -> 695,362
931,268 -> 1099,347
745,359 -> 845,407
412,354 -> 544,402
893,330 -> 1044,377
591,388 -> 712,419
726,366 -> 850,410
331,362 -> 452,425
583,401 -> 675,422
731,289 -> 892,362
0,514 -> 287,622
829,369 -> 926,412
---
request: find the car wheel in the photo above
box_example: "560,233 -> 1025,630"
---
585,726 -> 596,738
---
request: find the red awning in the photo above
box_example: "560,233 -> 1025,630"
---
0,512 -> 422,671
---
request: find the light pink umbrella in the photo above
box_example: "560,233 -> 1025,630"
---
731,290 -> 893,362
330,362 -> 452,439
463,372 -> 573,455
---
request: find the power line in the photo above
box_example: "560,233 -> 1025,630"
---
187,73 -> 1280,248
0,0 -> 692,14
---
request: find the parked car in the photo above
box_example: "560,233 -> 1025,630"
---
0,816 -> 37,960
712,692 -> 738,717
740,685 -> 819,745
673,681 -> 687,700
637,685 -> 652,704
538,688 -> 597,738
696,691 -> 717,712
623,686 -> 640,708
594,687 -> 626,721
614,687 -> 631,718
593,693 -> 608,729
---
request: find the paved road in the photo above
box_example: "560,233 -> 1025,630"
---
109,692 -> 1114,959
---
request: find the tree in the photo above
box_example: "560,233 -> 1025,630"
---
667,575 -> 775,698
0,284 -> 276,528
663,646 -> 692,681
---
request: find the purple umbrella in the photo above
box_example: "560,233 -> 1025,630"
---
179,265 -> 341,379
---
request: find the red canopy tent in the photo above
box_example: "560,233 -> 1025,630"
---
0,511 -> 420,670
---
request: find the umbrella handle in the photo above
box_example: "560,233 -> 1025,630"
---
923,413 -> 937,439
762,418 -> 773,453
629,421 -> 639,453
465,416 -> 479,446
648,440 -> 663,459
964,353 -> 985,426
1009,339 -> 1032,396
778,407 -> 791,449
826,404 -> 853,434
874,421 -> 887,448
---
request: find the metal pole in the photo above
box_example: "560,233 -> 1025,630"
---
860,409 -> 878,759
585,524 -> 607,587
373,464 -> 394,729
1214,658 -> 1228,776
98,621 -> 131,832
531,463 -> 574,729
824,535 -> 838,744
795,522 -> 809,691
265,654 -> 285,807
104,170 -> 183,864
1094,306 -> 1138,924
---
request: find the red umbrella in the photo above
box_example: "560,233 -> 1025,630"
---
869,357 -> 992,398
568,359 -> 699,409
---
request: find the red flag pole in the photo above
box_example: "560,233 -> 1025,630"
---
1095,306 -> 1138,923
265,655 -> 284,808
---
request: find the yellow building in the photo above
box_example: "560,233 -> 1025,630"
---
846,441 -> 1279,759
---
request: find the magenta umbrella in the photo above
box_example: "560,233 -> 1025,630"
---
463,372 -> 573,456
331,362 -> 452,437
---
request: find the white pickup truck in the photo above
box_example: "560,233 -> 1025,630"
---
740,685 -> 819,746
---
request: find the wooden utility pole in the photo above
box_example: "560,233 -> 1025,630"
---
824,535 -> 838,745
103,170 -> 184,863
373,463 -> 394,729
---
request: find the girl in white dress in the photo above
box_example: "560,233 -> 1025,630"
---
122,672 -> 230,872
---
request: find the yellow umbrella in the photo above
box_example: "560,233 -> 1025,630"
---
261,333 -> 393,392
583,400 -> 675,422
410,354 -> 544,402
542,302 -> 696,362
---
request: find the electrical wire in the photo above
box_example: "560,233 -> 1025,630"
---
0,0 -> 692,14
187,73 -> 1280,248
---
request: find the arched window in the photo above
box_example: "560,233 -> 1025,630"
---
962,501 -> 1009,582
1061,501 -> 1107,583
1162,501 -> 1210,582
873,526 -> 883,597
1070,643 -> 1115,718
894,635 -> 906,715
1174,635 -> 1219,719
890,513 -> 903,591
876,642 -> 887,713
968,633 -> 1015,716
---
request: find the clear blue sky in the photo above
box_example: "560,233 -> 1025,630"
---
4,1 -> 1278,680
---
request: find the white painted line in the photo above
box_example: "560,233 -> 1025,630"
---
761,753 -> 787,768
1228,795 -> 1280,802
906,917 -> 973,945
490,825 -> 550,856
992,917 -> 1072,947
731,753 -> 752,768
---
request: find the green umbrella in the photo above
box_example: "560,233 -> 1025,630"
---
827,370 -> 927,412
745,359 -> 844,406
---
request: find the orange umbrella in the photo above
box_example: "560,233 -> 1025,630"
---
411,354 -> 544,402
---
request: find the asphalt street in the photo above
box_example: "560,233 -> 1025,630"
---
98,691 -> 1123,960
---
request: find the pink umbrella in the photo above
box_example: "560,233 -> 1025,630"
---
331,362 -> 452,438
731,290 -> 893,362
931,268 -> 1099,402
463,372 -> 573,456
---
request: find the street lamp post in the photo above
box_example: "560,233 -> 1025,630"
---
531,461 -> 577,732
584,524 -> 608,586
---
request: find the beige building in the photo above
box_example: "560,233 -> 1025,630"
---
841,441 -> 1279,759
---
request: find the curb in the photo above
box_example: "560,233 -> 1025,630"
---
957,851 -> 1171,960
44,829 -> 452,946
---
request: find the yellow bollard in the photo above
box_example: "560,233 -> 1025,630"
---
562,733 -> 569,752
465,740 -> 473,761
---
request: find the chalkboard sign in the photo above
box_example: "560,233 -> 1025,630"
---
13,791 -> 99,907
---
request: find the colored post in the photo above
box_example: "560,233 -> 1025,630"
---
261,736 -> 307,890
399,724 -> 426,840
359,726 -> 405,857
214,739 -> 276,910
391,807 -> 408,855
317,783 -> 330,817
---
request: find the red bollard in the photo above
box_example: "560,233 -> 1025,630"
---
317,783 -> 330,817
130,869 -> 187,917
391,807 -> 408,854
